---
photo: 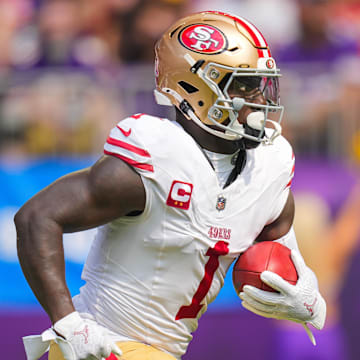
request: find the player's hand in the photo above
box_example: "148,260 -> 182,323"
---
53,311 -> 122,360
239,250 -> 326,345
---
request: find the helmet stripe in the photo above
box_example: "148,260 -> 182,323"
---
237,16 -> 271,57
207,11 -> 271,57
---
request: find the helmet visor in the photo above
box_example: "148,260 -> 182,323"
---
225,75 -> 280,107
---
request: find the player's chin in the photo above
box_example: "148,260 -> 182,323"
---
208,119 -> 263,149
241,123 -> 263,149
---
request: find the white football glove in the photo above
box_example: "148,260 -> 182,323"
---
239,250 -> 326,345
23,311 -> 122,360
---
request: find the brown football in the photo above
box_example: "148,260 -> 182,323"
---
232,241 -> 298,294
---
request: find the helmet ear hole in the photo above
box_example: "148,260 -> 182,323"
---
178,81 -> 199,94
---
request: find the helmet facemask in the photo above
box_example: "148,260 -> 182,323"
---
176,55 -> 284,144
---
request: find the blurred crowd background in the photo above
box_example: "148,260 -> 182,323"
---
1,0 -> 360,359
0,0 -> 359,160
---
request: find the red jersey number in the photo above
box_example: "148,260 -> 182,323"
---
175,241 -> 229,320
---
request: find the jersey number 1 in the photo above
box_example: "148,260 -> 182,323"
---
175,241 -> 229,320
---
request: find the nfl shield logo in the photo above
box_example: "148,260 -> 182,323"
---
216,196 -> 226,211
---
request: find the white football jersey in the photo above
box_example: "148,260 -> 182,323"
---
75,114 -> 295,359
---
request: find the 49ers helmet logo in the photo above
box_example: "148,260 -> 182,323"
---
179,24 -> 227,54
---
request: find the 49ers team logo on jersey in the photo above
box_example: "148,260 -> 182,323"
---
166,180 -> 193,210
179,24 -> 227,54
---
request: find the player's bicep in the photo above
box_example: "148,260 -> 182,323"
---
19,155 -> 145,233
63,155 -> 146,232
255,190 -> 295,242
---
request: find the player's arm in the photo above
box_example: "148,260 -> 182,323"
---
15,154 -> 145,324
255,190 -> 295,243
240,189 -> 326,345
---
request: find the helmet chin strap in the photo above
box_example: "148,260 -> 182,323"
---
187,108 -> 240,141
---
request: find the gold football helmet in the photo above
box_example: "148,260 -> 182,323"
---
154,11 -> 284,143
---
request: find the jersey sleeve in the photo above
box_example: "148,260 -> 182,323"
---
103,114 -> 155,178
266,138 -> 296,224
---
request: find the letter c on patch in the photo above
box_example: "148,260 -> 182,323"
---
166,180 -> 193,210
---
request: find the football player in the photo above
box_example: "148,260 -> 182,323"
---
15,11 -> 326,360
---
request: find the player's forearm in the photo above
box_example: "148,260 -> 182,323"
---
15,209 -> 75,324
